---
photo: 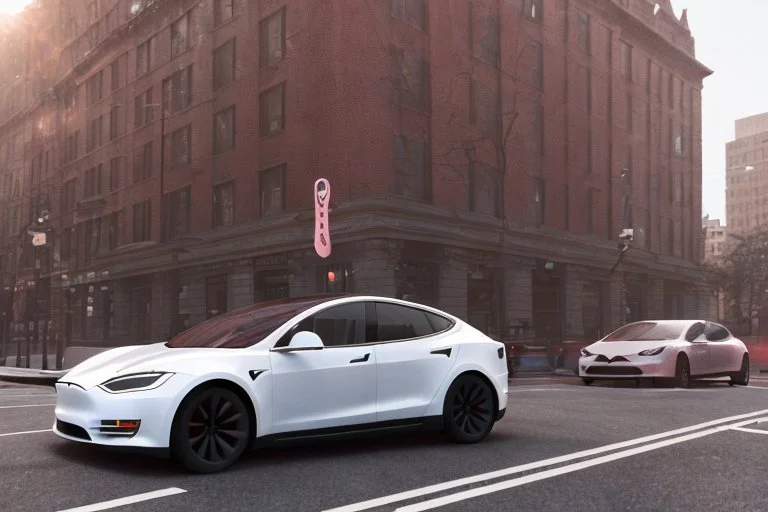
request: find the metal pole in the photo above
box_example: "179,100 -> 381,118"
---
33,244 -> 41,368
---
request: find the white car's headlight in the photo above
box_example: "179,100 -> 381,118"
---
580,348 -> 593,357
98,372 -> 174,394
638,346 -> 666,356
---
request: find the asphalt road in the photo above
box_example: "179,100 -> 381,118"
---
1,376 -> 767,512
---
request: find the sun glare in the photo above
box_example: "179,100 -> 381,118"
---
0,0 -> 34,15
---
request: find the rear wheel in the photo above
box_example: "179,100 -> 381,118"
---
731,354 -> 750,386
674,355 -> 691,389
171,387 -> 252,474
581,378 -> 594,386
443,374 -> 496,444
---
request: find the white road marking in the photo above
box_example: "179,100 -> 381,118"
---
0,403 -> 55,409
732,426 -> 768,435
56,488 -> 188,512
395,417 -> 761,512
0,429 -> 51,437
323,408 -> 768,512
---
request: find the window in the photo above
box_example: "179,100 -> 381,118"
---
469,161 -> 501,217
132,200 -> 151,243
168,186 -> 191,239
109,105 -> 121,140
108,211 -> 120,250
86,70 -> 103,106
704,323 -> 730,342
109,157 -> 124,192
61,179 -> 77,211
621,41 -> 632,81
129,287 -> 152,341
534,177 -> 546,225
171,14 -> 189,57
260,8 -> 285,67
290,303 -> 368,346
532,103 -> 544,153
110,55 -> 125,92
667,72 -> 674,107
260,165 -> 285,216
213,39 -> 235,90
136,36 -> 156,77
576,9 -> 590,52
213,181 -> 234,227
685,322 -> 705,342
260,84 -> 285,136
666,218 -> 674,255
214,0 -> 234,26
163,66 -> 192,115
206,274 -> 228,319
390,46 -> 427,110
84,165 -> 103,198
393,134 -> 430,201
468,3 -> 499,65
375,302 -> 441,342
524,0 -> 542,22
391,0 -> 427,30
587,187 -> 597,233
87,116 -> 103,152
134,87 -> 154,128
133,142 -> 153,182
604,321 -> 685,342
531,41 -> 543,89
626,94 -> 633,132
170,125 -> 191,166
213,106 -> 235,154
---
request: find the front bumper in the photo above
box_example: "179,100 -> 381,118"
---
578,351 -> 677,379
52,373 -> 194,449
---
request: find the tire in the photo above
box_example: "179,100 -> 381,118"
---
674,355 -> 691,389
443,374 -> 496,444
582,378 -> 594,386
731,354 -> 750,387
170,386 -> 252,474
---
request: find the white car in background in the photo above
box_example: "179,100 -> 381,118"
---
52,295 -> 508,473
578,320 -> 750,388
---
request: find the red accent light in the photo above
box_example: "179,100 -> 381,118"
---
327,271 -> 336,282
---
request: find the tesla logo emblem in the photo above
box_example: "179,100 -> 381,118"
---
314,178 -> 331,258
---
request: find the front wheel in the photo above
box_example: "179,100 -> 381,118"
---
443,374 -> 496,444
582,378 -> 594,386
170,387 -> 252,474
731,354 -> 750,386
674,355 -> 691,389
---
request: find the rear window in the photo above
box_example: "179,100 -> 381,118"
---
166,295 -> 343,348
603,322 -> 686,342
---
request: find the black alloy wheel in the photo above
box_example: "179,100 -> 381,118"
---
443,374 -> 496,444
731,354 -> 750,387
582,378 -> 594,386
172,387 -> 251,473
674,355 -> 691,389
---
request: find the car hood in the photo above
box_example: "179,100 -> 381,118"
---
586,339 -> 677,358
59,343 -> 184,390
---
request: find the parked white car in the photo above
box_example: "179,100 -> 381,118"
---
52,295 -> 508,473
578,320 -> 750,388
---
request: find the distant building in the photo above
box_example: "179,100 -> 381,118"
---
726,112 -> 768,234
702,217 -> 728,262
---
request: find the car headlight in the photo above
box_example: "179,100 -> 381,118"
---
638,346 -> 666,356
98,372 -> 173,394
580,348 -> 593,357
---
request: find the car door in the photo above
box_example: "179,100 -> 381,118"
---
371,301 -> 458,422
269,301 -> 378,434
705,323 -> 739,374
684,322 -> 711,375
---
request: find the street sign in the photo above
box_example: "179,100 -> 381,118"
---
31,232 -> 46,246
314,178 -> 331,258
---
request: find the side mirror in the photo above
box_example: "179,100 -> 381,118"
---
273,331 -> 324,352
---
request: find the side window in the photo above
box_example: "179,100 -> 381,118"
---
375,302 -> 436,342
704,323 -> 729,342
685,322 -> 705,342
425,311 -> 454,333
278,303 -> 367,347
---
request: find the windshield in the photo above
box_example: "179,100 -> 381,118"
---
166,295 -> 344,349
602,322 -> 686,342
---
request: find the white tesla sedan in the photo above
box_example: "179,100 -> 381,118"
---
52,295 -> 508,473
578,320 -> 750,388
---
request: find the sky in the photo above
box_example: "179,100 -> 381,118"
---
0,0 -> 33,15
679,0 -> 768,224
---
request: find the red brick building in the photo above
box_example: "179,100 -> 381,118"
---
0,0 -> 712,365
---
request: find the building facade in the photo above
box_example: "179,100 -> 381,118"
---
726,112 -> 768,235
0,0 -> 712,367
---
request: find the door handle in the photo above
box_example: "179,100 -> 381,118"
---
430,347 -> 452,358
350,353 -> 370,364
